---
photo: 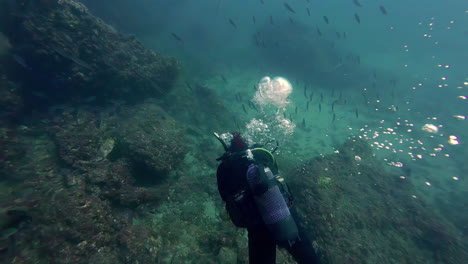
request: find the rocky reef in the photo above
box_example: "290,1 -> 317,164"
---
287,138 -> 467,264
0,100 -> 189,263
0,0 -> 179,107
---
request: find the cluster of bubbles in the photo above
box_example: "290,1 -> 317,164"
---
244,76 -> 296,146
253,76 -> 293,109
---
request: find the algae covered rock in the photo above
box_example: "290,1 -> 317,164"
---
287,138 -> 467,264
0,0 -> 179,105
116,103 -> 187,185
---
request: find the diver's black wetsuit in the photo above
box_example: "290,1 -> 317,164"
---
217,159 -> 320,264
248,214 -> 319,264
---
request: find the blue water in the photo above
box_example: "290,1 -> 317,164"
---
84,1 -> 467,182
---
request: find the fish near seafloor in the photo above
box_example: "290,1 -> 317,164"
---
0,32 -> 11,56
12,54 -> 32,70
171,33 -> 183,43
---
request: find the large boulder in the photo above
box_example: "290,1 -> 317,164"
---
116,103 -> 187,186
0,0 -> 179,106
287,138 -> 466,264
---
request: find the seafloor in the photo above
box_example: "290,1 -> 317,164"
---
0,0 -> 466,263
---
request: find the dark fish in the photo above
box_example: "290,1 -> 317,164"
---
307,8 -> 310,17
332,113 -> 336,122
302,118 -> 306,128
283,112 -> 286,119
171,33 -> 183,43
318,103 -> 322,112
310,92 -> 314,101
353,0 -> 362,8
51,46 -> 93,70
323,16 -> 329,24
289,17 -> 294,24
373,71 -> 377,79
83,96 -> 96,103
306,101 -> 310,111
270,15 -> 274,25
355,108 -> 359,118
320,93 -> 323,102
295,106 -> 298,114
379,5 -> 388,15
250,102 -> 258,112
185,82 -> 193,91
221,74 -> 228,83
242,104 -> 248,114
248,100 -> 254,110
260,0 -> 264,4
343,32 -> 347,39
228,18 -> 237,29
331,100 -> 337,111
253,16 -> 256,24
317,27 -> 322,36
336,32 -> 341,39
12,54 -> 31,70
31,91 -> 48,99
354,13 -> 361,24
284,3 -> 296,13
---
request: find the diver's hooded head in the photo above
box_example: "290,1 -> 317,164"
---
229,132 -> 248,152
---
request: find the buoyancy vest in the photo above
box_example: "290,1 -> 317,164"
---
218,148 -> 299,244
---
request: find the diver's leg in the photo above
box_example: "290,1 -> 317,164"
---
248,224 -> 276,264
284,234 -> 320,264
284,210 -> 321,264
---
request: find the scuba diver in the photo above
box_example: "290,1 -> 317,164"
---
215,132 -> 320,264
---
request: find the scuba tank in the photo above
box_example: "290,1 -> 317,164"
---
246,150 -> 300,246
214,132 -> 299,245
